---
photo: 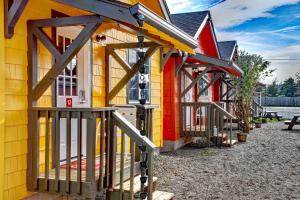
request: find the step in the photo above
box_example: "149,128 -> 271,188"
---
111,175 -> 158,199
150,190 -> 175,200
222,139 -> 238,147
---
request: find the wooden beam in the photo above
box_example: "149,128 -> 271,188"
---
183,63 -> 213,68
32,28 -> 61,60
175,55 -> 188,76
160,48 -> 174,71
32,21 -> 102,101
181,66 -> 210,97
108,48 -> 131,73
55,0 -> 139,26
27,31 -> 38,190
197,73 -> 222,99
106,42 -> 157,50
108,45 -> 160,101
28,15 -> 102,28
4,0 -> 28,38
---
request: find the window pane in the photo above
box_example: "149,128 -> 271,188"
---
65,77 -> 71,96
128,49 -> 137,66
72,78 -> 77,96
58,76 -> 64,96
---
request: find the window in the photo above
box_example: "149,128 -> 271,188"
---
127,49 -> 151,103
198,73 -> 209,97
57,35 -> 78,97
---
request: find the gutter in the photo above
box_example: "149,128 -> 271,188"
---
130,4 -> 198,49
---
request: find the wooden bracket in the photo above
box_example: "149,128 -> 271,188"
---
4,0 -> 28,38
28,15 -> 103,101
175,54 -> 188,76
106,44 -> 160,104
160,47 -> 174,71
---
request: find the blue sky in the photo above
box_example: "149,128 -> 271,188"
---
166,0 -> 300,84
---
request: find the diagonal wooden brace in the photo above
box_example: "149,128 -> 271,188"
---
197,73 -> 222,99
108,45 -> 160,102
181,66 -> 210,97
32,21 -> 103,101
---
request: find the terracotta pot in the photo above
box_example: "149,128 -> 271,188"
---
237,133 -> 247,142
255,123 -> 262,128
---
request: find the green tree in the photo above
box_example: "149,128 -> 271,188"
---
267,79 -> 278,97
232,50 -> 273,133
282,77 -> 297,97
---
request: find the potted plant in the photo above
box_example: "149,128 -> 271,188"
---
232,51 -> 273,142
254,119 -> 262,128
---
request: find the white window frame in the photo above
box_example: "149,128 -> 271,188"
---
127,48 -> 151,104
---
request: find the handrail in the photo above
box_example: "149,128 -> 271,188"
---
212,103 -> 234,119
253,100 -> 263,110
31,106 -> 117,112
112,111 -> 158,154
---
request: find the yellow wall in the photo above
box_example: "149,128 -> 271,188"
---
2,0 -> 164,199
0,1 -> 6,200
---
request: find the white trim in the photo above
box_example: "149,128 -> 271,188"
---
193,14 -> 209,39
158,0 -> 171,23
134,4 -> 198,49
208,20 -> 221,59
229,42 -> 238,61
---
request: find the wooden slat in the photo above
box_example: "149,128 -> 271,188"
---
119,130 -> 125,200
129,139 -> 135,200
54,111 -> 60,192
147,153 -> 154,200
86,114 -> 96,182
45,111 -> 50,191
33,111 -> 40,189
99,111 -> 105,191
77,112 -> 82,194
66,111 -> 71,193
105,112 -> 111,188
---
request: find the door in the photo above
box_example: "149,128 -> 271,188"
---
56,26 -> 91,162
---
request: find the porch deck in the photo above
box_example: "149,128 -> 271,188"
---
38,154 -> 133,182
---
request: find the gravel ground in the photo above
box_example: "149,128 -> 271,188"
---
154,122 -> 300,200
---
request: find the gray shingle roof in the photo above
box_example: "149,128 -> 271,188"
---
171,11 -> 209,37
218,41 -> 237,61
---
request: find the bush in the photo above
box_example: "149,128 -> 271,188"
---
262,118 -> 267,123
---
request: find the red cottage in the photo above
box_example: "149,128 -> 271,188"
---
162,11 -> 243,151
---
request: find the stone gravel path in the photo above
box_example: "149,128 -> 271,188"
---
154,122 -> 300,200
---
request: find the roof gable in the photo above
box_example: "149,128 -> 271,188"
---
218,41 -> 237,61
171,11 -> 209,38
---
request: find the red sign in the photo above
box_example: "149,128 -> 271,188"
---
66,98 -> 72,108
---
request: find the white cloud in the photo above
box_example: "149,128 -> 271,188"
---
210,0 -> 300,28
217,30 -> 300,84
165,0 -> 194,13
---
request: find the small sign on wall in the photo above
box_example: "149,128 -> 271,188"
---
66,98 -> 72,108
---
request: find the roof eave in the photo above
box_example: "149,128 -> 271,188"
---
130,4 -> 198,49
191,53 -> 244,76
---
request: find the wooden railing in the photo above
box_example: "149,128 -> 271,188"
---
29,106 -> 157,199
252,99 -> 263,117
181,102 -> 233,147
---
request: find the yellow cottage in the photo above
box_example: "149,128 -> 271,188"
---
0,0 -> 197,199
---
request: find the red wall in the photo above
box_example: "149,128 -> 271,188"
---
198,22 -> 221,102
163,57 -> 182,141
